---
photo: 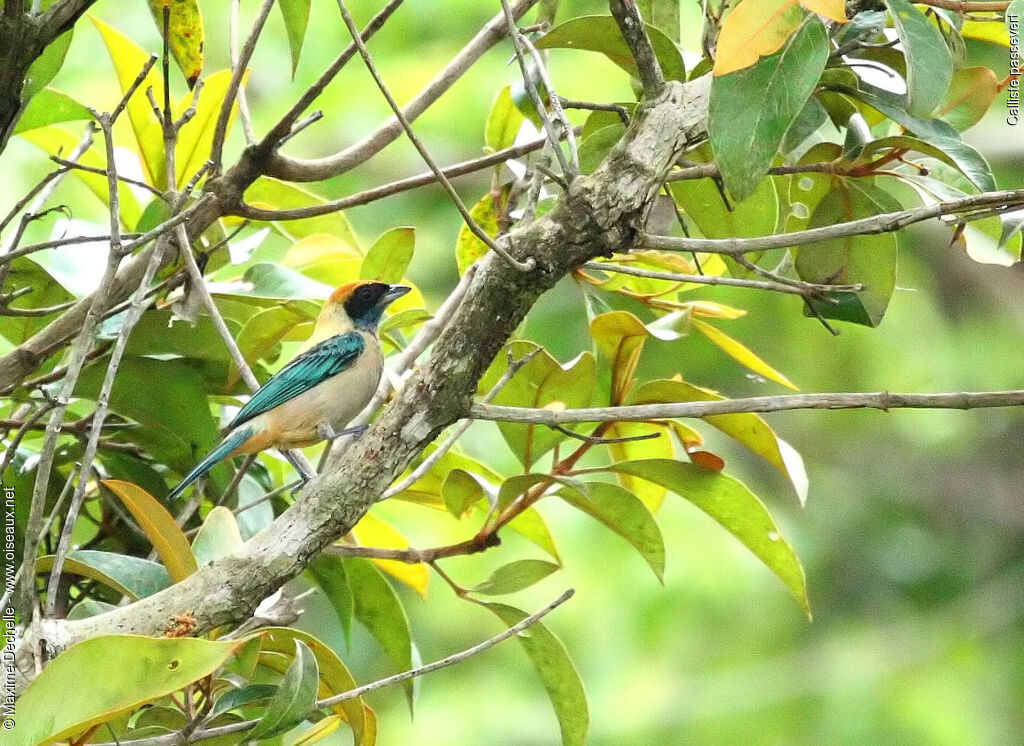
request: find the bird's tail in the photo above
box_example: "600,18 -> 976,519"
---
168,427 -> 255,501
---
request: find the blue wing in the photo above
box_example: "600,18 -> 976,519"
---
227,331 -> 365,430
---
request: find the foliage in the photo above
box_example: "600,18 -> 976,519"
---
1,0 -> 1021,744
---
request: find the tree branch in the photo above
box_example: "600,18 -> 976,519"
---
470,389 -> 1024,425
641,188 -> 1024,255
264,0 -> 540,182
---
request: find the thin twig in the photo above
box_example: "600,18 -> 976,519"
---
229,0 -> 256,145
498,0 -> 576,179
471,389 -> 1024,425
19,63 -> 152,618
266,0 -> 540,182
609,0 -> 665,93
336,0 -> 535,272
257,0 -> 406,151
581,261 -> 863,298
640,188 -> 1024,255
238,130 -> 574,222
210,0 -> 276,172
50,157 -> 165,198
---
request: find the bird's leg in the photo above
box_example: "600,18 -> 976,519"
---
317,423 -> 369,441
284,451 -> 317,487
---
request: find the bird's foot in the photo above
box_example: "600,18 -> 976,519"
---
318,423 -> 369,441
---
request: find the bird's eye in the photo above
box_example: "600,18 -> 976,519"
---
356,286 -> 374,301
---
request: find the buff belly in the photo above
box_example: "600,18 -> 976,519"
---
231,334 -> 383,454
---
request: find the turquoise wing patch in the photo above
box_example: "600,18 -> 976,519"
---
228,332 -> 365,429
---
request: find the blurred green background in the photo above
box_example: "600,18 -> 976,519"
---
3,1 -> 1022,743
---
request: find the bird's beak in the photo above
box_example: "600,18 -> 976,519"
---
382,284 -> 412,305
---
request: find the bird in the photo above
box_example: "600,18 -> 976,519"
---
167,280 -> 410,500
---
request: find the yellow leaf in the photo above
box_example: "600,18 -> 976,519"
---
103,480 -> 198,582
714,0 -> 805,76
148,0 -> 204,88
799,0 -> 846,23
288,714 -> 343,746
90,15 -> 165,187
175,69 -> 241,187
692,318 -> 798,390
351,513 -> 429,597
686,300 -> 747,319
590,311 -> 651,405
961,19 -> 1011,47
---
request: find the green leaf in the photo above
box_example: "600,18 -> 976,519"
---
258,628 -> 369,744
578,123 -> 626,174
668,169 -> 779,239
208,683 -> 278,720
855,134 -> 996,193
245,177 -> 360,248
239,262 -> 334,300
471,559 -> 561,595
456,189 -> 504,274
13,88 -> 91,135
605,421 -> 675,511
636,0 -> 680,41
24,23 -> 72,101
77,356 -> 223,480
781,95 -> 827,154
148,0 -> 204,87
486,343 -> 596,468
233,302 -> 317,377
536,15 -> 685,81
709,15 -> 829,201
508,506 -> 561,562
65,599 -> 118,621
191,506 -> 243,566
344,558 -> 414,709
936,66 -> 1000,131
441,468 -> 494,516
35,550 -> 171,600
361,227 -> 415,283
279,0 -> 312,77
484,603 -> 588,746
611,459 -> 810,615
249,640 -> 320,739
103,480 -> 198,582
885,0 -> 952,117
795,181 -> 900,327
556,480 -> 665,582
485,84 -> 525,152
309,556 -> 354,642
13,636 -> 240,746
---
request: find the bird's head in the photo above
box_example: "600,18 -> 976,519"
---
317,281 -> 411,335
